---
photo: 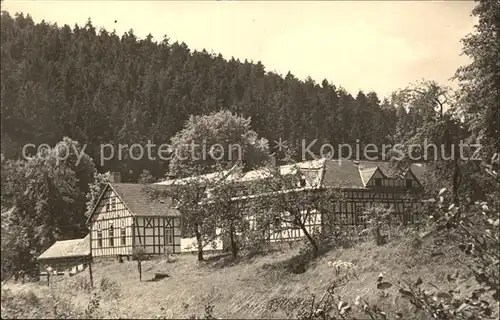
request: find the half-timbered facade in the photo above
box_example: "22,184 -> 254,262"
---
232,159 -> 425,243
154,158 -> 426,249
319,160 -> 425,227
87,179 -> 182,258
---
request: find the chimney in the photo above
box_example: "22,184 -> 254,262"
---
109,172 -> 121,183
241,159 -> 252,173
271,155 -> 277,167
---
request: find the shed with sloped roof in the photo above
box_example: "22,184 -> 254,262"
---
37,235 -> 92,281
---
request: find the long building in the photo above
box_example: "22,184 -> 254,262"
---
83,159 -> 426,258
154,158 -> 426,251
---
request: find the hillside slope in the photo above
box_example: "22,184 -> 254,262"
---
1,11 -> 403,180
1,234 -> 484,319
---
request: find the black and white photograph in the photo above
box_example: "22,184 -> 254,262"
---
0,0 -> 498,319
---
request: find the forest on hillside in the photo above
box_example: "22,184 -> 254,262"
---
0,11 -> 424,181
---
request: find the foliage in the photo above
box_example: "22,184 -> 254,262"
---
1,138 -> 97,279
138,169 -> 156,184
141,111 -> 269,261
132,246 -> 147,261
84,170 -> 110,218
455,0 -> 500,156
187,303 -> 218,319
430,189 -> 499,301
208,168 -> 251,259
143,170 -> 225,261
360,205 -> 401,246
98,277 -> 121,300
293,189 -> 499,320
248,162 -> 344,256
1,12 -> 401,181
84,292 -> 101,319
168,110 -> 269,177
390,80 -> 497,205
0,276 -> 125,319
295,274 -> 356,320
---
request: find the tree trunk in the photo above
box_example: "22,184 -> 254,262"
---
298,220 -> 318,256
194,223 -> 204,261
88,260 -> 93,288
229,224 -> 238,259
452,158 -> 461,206
373,225 -> 386,246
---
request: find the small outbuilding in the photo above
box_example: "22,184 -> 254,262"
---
37,235 -> 92,280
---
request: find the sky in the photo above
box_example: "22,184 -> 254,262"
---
2,0 -> 477,99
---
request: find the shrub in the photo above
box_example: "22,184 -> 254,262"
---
99,276 -> 121,299
360,205 -> 401,246
83,292 -> 101,319
70,276 -> 92,293
1,287 -> 44,319
293,189 -> 499,320
187,303 -> 217,319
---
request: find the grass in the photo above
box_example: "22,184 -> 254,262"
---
1,233 -> 488,319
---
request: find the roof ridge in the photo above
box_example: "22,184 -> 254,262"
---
55,238 -> 86,243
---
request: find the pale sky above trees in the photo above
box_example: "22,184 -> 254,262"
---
3,0 -> 475,98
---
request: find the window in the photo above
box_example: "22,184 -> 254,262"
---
172,198 -> 180,208
205,189 -> 213,199
355,204 -> 365,214
298,175 -> 307,187
173,217 -> 181,228
111,198 -> 116,210
105,203 -> 110,211
97,231 -> 102,247
165,228 -> 173,245
109,225 -> 114,247
121,228 -> 126,245
374,178 -> 382,187
406,179 -> 413,188
273,216 -> 281,228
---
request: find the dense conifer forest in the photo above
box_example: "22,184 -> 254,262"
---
0,12 -> 417,181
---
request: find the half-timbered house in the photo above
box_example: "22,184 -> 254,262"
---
87,174 -> 182,258
154,167 -> 238,253
236,159 -> 424,242
155,158 -> 426,248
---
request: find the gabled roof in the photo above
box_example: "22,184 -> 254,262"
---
110,183 -> 181,217
154,169 -> 234,186
154,159 -> 326,187
233,159 -> 325,184
320,160 -> 424,189
408,163 -> 426,184
87,183 -> 180,224
403,167 -> 424,188
359,167 -> 379,186
37,235 -> 90,261
321,160 -> 365,188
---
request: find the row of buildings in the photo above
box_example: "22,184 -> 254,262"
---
37,159 -> 426,272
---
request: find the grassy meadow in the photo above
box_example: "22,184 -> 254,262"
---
2,229 -> 491,319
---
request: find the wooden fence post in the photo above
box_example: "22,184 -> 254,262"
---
133,246 -> 145,282
138,259 -> 142,282
88,259 -> 94,288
